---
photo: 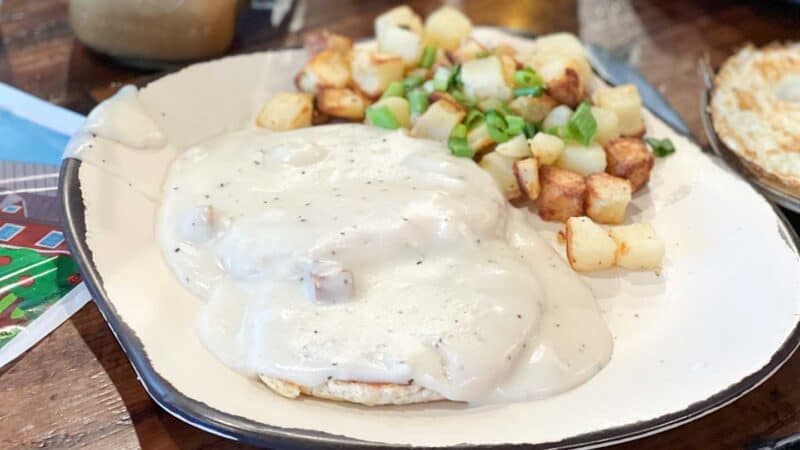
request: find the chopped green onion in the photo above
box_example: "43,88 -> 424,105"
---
566,101 -> 597,145
646,137 -> 676,157
485,111 -> 510,143
513,86 -> 543,98
505,115 -> 525,136
450,123 -> 468,140
448,124 -> 474,158
513,67 -> 544,87
498,102 -> 514,116
366,105 -> 401,130
545,125 -> 568,139
433,67 -> 450,91
407,89 -> 428,115
433,79 -> 448,91
381,81 -> 405,99
422,80 -> 435,93
523,122 -> 538,138
447,64 -> 463,90
403,75 -> 424,89
451,89 -> 477,107
464,108 -> 484,129
420,45 -> 437,69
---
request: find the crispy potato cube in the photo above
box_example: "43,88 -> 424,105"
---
368,96 -> 411,128
533,33 -> 592,84
565,216 -> 617,272
593,84 -> 645,136
375,5 -> 423,38
450,38 -> 488,64
604,137 -> 654,192
556,143 -> 607,176
480,152 -> 521,200
542,104 -> 573,130
256,92 -> 313,131
303,31 -> 353,56
495,134 -> 531,158
609,223 -> 664,270
538,165 -> 587,222
591,106 -> 621,145
509,95 -> 557,123
295,49 -> 351,94
498,54 -> 518,86
378,24 -> 423,67
467,122 -> 493,152
410,99 -> 464,142
461,56 -> 512,101
316,88 -> 367,120
424,6 -> 472,51
540,57 -> 585,108
513,157 -> 540,200
585,173 -> 632,224
492,44 -> 517,57
528,132 -> 564,165
351,49 -> 405,98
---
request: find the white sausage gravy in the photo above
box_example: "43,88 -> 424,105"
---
158,124 -> 612,404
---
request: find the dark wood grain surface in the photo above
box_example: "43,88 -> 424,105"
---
1,1 -> 799,449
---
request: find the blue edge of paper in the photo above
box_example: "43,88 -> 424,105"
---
0,107 -> 69,166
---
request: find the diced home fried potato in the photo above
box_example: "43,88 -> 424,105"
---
591,106 -> 621,145
585,173 -> 632,224
492,44 -> 517,58
316,88 -> 367,120
513,157 -> 540,200
450,38 -> 488,64
565,216 -> 617,272
528,132 -> 564,165
509,95 -> 557,123
498,54 -> 518,86
368,96 -> 411,128
429,90 -> 458,105
495,134 -> 531,158
603,137 -> 654,192
593,84 -> 645,136
378,24 -> 423,67
303,31 -> 353,56
609,223 -> 664,270
424,6 -> 472,51
533,33 -> 592,85
480,152 -> 521,200
542,104 -> 573,130
295,49 -> 351,94
538,165 -> 587,222
351,49 -> 405,98
410,99 -> 465,142
461,56 -> 512,101
256,92 -> 313,131
539,57 -> 585,108
406,67 -> 430,79
556,143 -> 607,176
375,5 -> 423,39
467,122 -> 493,152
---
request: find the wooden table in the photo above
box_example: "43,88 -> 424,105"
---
1,0 -> 799,448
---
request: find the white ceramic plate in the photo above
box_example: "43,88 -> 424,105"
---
60,29 -> 800,448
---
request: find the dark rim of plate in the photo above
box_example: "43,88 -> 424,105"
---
59,28 -> 800,449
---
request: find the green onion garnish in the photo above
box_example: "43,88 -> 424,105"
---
366,105 -> 401,130
505,115 -> 525,136
451,89 -> 477,107
407,89 -> 429,115
422,80 -> 435,93
448,124 -> 474,158
567,101 -> 597,145
485,110 -> 510,143
464,108 -> 484,130
513,67 -> 544,87
447,64 -> 463,90
403,75 -> 424,89
420,45 -> 437,69
433,67 -> 450,91
646,137 -> 676,157
513,86 -> 543,98
523,122 -> 538,138
381,81 -> 405,99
